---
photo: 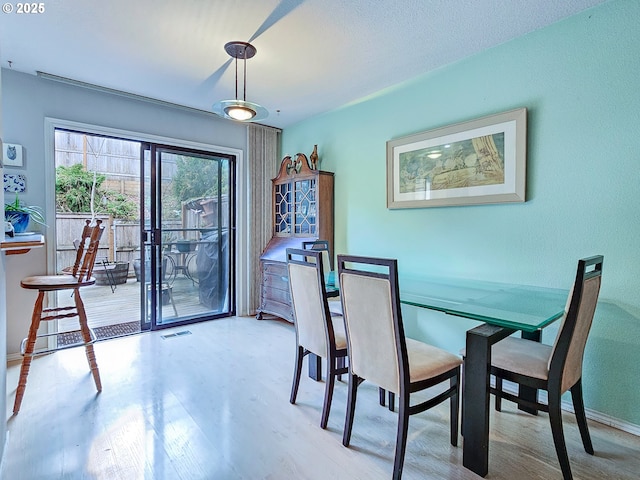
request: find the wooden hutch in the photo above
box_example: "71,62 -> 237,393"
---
256,153 -> 334,322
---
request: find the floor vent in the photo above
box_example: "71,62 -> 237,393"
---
161,330 -> 192,339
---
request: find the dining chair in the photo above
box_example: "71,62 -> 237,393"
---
287,248 -> 348,429
302,239 -> 332,273
13,219 -> 105,414
303,239 -> 340,316
337,254 -> 462,480
308,246 -> 394,413
488,255 -> 603,480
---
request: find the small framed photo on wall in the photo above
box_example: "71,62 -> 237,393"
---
3,143 -> 24,167
4,173 -> 27,193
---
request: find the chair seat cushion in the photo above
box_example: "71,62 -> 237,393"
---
331,316 -> 347,350
21,274 -> 96,291
406,338 -> 462,383
490,337 -> 552,381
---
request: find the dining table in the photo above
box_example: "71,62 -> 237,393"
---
399,276 -> 568,477
312,271 -> 567,476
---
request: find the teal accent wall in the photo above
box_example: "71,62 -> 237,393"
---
282,0 -> 640,425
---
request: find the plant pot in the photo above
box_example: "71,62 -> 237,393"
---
132,257 -> 169,282
176,240 -> 196,253
93,261 -> 129,286
133,258 -> 142,282
5,211 -> 30,233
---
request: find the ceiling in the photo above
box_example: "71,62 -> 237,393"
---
0,0 -> 607,129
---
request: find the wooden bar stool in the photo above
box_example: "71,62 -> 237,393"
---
13,219 -> 105,414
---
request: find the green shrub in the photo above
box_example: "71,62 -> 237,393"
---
56,164 -> 138,221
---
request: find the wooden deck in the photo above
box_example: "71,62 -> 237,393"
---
57,274 -> 214,332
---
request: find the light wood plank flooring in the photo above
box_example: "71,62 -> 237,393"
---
4,316 -> 640,479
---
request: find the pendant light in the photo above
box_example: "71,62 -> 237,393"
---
212,41 -> 268,122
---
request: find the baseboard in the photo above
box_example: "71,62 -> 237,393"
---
6,353 -> 21,363
561,396 -> 640,437
500,380 -> 640,437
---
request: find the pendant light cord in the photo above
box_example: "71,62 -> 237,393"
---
243,48 -> 247,102
234,47 -> 248,102
234,55 -> 238,100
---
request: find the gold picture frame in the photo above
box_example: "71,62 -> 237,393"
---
387,108 -> 526,208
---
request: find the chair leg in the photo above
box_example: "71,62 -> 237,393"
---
13,291 -> 45,414
165,284 -> 178,317
75,289 -> 102,392
337,356 -> 345,382
343,373 -> 359,447
460,359 -> 465,436
321,356 -> 337,429
450,368 -> 460,446
548,392 -> 573,480
495,376 -> 503,411
392,391 -> 410,480
290,345 -> 304,404
379,388 -> 396,411
571,380 -> 594,455
379,387 -> 386,406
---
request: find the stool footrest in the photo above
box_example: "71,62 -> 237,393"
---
20,328 -> 98,357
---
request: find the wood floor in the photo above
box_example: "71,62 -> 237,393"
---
4,316 -> 640,479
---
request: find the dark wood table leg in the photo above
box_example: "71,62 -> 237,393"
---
463,324 -> 513,477
309,353 -> 322,381
517,329 -> 542,415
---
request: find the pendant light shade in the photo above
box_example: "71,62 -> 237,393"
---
212,41 -> 268,122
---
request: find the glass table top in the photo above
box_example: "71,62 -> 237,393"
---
399,276 -> 569,332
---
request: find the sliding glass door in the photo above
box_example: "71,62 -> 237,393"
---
141,143 -> 235,330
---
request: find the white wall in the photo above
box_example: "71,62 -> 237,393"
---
0,53 -> 8,466
1,68 -> 250,356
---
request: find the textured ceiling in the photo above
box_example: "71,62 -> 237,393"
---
0,0 -> 607,128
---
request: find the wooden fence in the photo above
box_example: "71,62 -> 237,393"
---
56,214 -> 184,277
56,214 -> 140,276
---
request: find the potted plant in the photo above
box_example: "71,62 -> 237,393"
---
4,194 -> 46,233
176,239 -> 196,253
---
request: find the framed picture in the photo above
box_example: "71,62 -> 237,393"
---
4,173 -> 27,193
3,143 -> 24,167
387,108 -> 526,208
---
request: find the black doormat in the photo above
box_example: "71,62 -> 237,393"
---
57,321 -> 141,347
